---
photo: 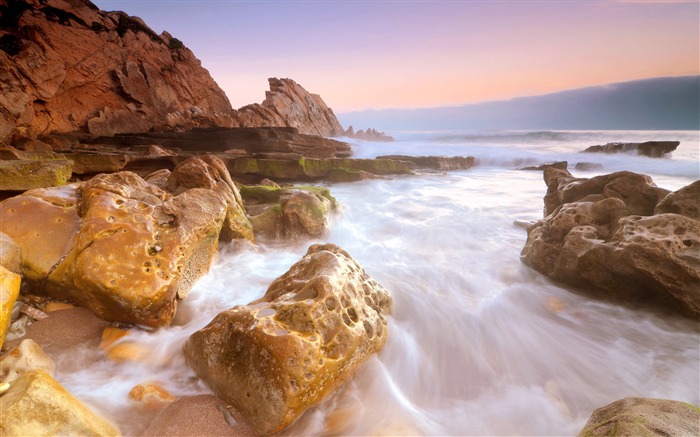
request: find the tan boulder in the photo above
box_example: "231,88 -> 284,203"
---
578,397 -> 700,437
128,382 -> 176,409
166,156 -> 254,243
0,338 -> 55,384
184,243 -> 392,435
0,369 -> 121,436
0,266 -> 21,349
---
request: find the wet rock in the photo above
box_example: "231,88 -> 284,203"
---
0,338 -> 55,384
522,175 -> 700,318
578,397 -> 700,437
128,382 -> 176,410
0,159 -> 244,326
0,266 -> 21,349
166,156 -> 254,243
241,185 -> 337,240
581,141 -> 679,157
184,243 -> 392,435
142,394 -> 253,437
0,369 -> 121,436
0,232 -> 21,274
518,161 -> 568,171
0,159 -> 73,190
574,162 -> 603,171
654,180 -> 700,219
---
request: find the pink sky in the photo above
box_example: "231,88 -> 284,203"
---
93,1 -> 699,113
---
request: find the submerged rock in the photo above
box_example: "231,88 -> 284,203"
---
581,141 -> 679,157
0,157 -> 249,326
0,369 -> 121,436
578,397 -> 700,437
184,243 -> 392,435
522,172 -> 700,317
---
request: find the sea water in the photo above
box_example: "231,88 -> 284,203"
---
56,130 -> 699,436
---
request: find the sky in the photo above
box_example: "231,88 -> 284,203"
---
92,0 -> 700,113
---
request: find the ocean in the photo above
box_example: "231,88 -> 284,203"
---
57,130 -> 699,435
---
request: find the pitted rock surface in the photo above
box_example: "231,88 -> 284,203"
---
184,243 -> 392,435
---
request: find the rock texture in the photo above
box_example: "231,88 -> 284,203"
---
0,1 -> 348,144
0,338 -> 55,383
582,141 -> 679,157
0,157 -> 251,326
521,168 -> 700,317
578,397 -> 700,437
0,0 -> 234,142
184,243 -> 392,435
236,78 -> 344,137
241,185 -> 337,240
0,369 -> 121,436
0,159 -> 73,190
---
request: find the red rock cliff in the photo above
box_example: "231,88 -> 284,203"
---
0,0 -> 345,142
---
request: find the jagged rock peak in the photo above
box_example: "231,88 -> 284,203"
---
235,77 -> 345,138
0,0 -> 236,142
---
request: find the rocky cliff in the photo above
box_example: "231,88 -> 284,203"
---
0,0 -> 346,143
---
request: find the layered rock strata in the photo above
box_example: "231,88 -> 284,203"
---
521,168 -> 700,317
0,156 -> 252,326
184,243 -> 392,435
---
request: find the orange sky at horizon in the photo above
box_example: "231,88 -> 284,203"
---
94,0 -> 699,113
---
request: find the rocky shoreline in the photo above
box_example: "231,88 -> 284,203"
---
1,0 -> 698,436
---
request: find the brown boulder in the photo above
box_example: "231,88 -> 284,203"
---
522,175 -> 700,318
654,180 -> 700,219
0,232 -> 21,274
184,244 -> 392,435
0,369 -> 121,436
578,397 -> 700,437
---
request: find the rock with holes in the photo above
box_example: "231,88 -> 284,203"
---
522,175 -> 700,318
184,243 -> 392,435
240,184 -> 337,240
0,339 -> 55,384
0,369 -> 121,436
654,180 -> 700,220
578,397 -> 700,437
0,162 -> 240,326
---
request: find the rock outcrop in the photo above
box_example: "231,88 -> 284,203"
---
0,156 -> 252,326
0,369 -> 121,436
521,168 -> 700,317
581,141 -> 679,157
0,0 -> 235,142
343,126 -> 394,142
184,243 -> 392,435
236,78 -> 344,137
578,397 -> 700,437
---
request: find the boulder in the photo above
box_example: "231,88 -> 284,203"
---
581,141 -> 680,157
522,174 -> 700,318
0,232 -> 21,274
0,159 -> 73,190
0,338 -> 55,384
241,185 -> 337,240
128,382 -> 176,410
578,397 -> 700,437
0,265 -> 21,349
184,244 -> 392,435
0,157 -> 249,326
0,369 -> 121,436
654,180 -> 700,219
